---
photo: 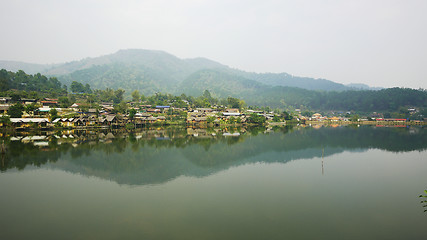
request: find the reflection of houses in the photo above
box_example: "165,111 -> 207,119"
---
187,128 -> 213,137
223,132 -> 240,137
10,135 -> 50,147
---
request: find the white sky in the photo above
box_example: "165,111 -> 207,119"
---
1,0 -> 426,88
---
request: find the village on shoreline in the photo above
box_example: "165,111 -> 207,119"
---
1,96 -> 425,131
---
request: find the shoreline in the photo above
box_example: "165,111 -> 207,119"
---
1,119 -> 425,133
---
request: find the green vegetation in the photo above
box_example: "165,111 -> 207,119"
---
247,113 -> 266,124
0,69 -> 66,96
49,108 -> 59,121
1,69 -> 426,119
70,81 -> 92,94
7,103 -> 25,118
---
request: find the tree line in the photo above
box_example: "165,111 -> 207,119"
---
1,69 -> 426,115
0,69 -> 66,95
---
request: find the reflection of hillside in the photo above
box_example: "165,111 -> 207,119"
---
1,126 -> 426,186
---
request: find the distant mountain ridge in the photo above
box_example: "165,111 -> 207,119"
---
0,49 -> 379,94
0,60 -> 57,74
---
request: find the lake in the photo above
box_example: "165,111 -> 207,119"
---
1,125 -> 426,240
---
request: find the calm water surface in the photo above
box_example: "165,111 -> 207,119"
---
1,126 -> 426,239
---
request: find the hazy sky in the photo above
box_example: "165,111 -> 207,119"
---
1,0 -> 426,88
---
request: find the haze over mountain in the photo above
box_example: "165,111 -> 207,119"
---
4,49 -> 427,110
0,49 -> 378,96
0,60 -> 58,74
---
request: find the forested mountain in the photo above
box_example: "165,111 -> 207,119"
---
2,49 -> 425,112
1,49 -> 366,94
44,49 -> 228,76
177,69 -> 426,110
177,69 -> 264,97
1,68 -> 426,112
233,72 -> 351,91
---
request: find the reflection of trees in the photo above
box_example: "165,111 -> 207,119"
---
1,126 -> 426,177
1,140 -> 60,171
420,189 -> 427,213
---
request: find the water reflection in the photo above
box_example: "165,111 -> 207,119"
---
1,125 -> 426,186
420,189 -> 427,212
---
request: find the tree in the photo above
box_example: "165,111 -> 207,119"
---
86,94 -> 96,105
0,115 -> 11,127
84,83 -> 92,94
70,81 -> 85,93
351,114 -> 359,122
227,97 -> 240,109
25,103 -> 37,116
227,116 -> 236,124
129,108 -> 137,120
247,113 -> 266,124
49,108 -> 59,121
172,99 -> 187,108
114,101 -> 128,114
0,69 -> 10,91
59,96 -> 71,108
8,103 -> 24,118
132,90 -> 141,102
10,93 -> 21,102
282,111 -> 293,121
114,89 -> 125,104
207,116 -> 216,123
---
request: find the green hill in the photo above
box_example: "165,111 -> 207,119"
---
0,49 -> 357,94
2,49 -> 425,111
